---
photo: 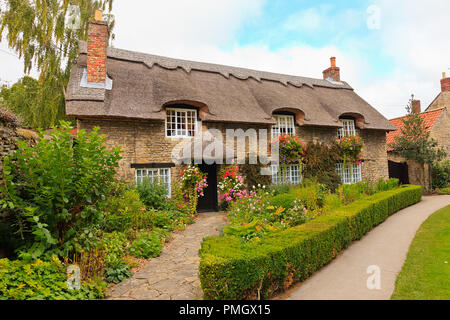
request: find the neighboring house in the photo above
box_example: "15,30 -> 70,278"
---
65,13 -> 395,211
386,73 -> 450,187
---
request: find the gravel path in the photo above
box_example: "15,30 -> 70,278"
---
279,195 -> 450,300
107,212 -> 224,300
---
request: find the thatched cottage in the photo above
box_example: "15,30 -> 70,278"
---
66,13 -> 395,211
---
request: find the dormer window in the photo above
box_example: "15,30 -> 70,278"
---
338,119 -> 356,139
166,108 -> 198,138
272,115 -> 295,138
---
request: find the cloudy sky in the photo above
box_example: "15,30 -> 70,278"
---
1,0 -> 449,119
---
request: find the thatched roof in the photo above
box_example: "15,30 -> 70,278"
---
66,42 -> 396,131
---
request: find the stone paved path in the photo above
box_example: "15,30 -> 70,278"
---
279,195 -> 450,300
108,212 -> 224,300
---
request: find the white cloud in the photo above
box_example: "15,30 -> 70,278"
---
0,42 -> 27,86
356,0 -> 450,118
1,0 -> 448,121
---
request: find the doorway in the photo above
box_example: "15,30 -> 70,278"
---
197,163 -> 218,212
388,160 -> 410,185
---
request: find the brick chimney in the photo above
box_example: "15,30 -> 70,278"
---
441,72 -> 450,92
87,10 -> 109,84
323,57 -> 340,82
411,100 -> 421,114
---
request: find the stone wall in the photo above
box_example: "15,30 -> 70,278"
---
78,118 -> 390,191
430,108 -> 450,160
0,123 -> 22,182
388,152 -> 431,190
427,92 -> 450,111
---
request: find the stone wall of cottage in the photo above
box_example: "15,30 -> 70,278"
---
78,118 -> 389,188
296,126 -> 389,181
430,108 -> 450,160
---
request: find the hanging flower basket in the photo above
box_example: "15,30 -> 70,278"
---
337,136 -> 364,166
276,134 -> 307,165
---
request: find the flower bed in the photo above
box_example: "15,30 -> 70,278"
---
199,185 -> 422,300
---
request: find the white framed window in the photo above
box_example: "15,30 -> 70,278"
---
338,119 -> 356,139
135,168 -> 172,197
166,108 -> 198,138
271,164 -> 302,185
336,163 -> 362,185
272,115 -> 295,138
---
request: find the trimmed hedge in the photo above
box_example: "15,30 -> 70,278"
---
199,185 -> 422,300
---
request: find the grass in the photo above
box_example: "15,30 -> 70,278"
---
391,205 -> 450,300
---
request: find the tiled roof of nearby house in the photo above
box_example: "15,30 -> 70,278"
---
66,42 -> 396,131
386,108 -> 445,151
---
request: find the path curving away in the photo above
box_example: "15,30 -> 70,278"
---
108,212 -> 224,300
278,195 -> 450,300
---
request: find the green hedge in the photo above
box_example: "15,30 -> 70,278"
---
199,185 -> 422,300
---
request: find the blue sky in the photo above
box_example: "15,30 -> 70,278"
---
1,0 -> 449,119
229,0 -> 394,78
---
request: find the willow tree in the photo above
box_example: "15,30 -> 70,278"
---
0,0 -> 115,128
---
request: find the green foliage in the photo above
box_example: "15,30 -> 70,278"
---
147,210 -> 176,231
0,257 -> 106,300
0,0 -> 115,128
0,122 -> 122,260
337,179 -> 399,205
267,184 -> 293,196
389,95 -> 447,165
303,142 -> 342,191
199,185 -> 422,300
100,232 -> 128,267
128,233 -> 163,259
239,164 -> 272,190
270,193 -> 297,209
103,188 -> 149,232
432,160 -> 450,189
0,77 -> 39,127
103,261 -> 132,284
438,187 -> 450,195
136,178 -> 172,211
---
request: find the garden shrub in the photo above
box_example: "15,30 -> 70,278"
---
270,193 -> 297,209
199,185 -> 422,300
0,122 -> 121,260
268,184 -> 293,196
0,257 -> 106,300
439,187 -> 450,195
303,142 -> 342,191
148,210 -> 176,231
432,160 -> 450,189
129,232 -> 163,259
103,189 -> 149,232
239,163 -> 272,190
100,232 -> 128,267
136,179 -> 172,211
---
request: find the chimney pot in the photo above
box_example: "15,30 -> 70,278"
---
323,56 -> 340,82
441,72 -> 450,92
412,100 -> 421,114
95,10 -> 103,21
330,57 -> 336,67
